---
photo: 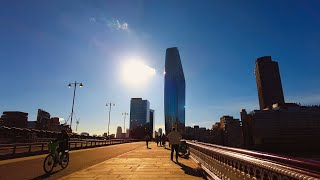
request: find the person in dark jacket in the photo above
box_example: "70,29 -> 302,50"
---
162,133 -> 167,148
145,134 -> 150,148
55,130 -> 70,163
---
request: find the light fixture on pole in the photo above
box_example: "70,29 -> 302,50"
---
122,112 -> 129,134
106,103 -> 115,138
68,81 -> 83,131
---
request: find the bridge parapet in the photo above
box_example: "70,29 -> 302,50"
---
0,139 -> 140,159
187,141 -> 320,180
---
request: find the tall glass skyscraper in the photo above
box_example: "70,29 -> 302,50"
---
129,98 -> 150,139
164,47 -> 185,134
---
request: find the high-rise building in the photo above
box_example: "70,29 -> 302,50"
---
129,98 -> 150,138
148,109 -> 155,137
254,56 -> 285,110
164,47 -> 186,134
116,126 -> 122,138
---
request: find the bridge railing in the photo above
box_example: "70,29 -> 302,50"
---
187,141 -> 320,180
0,139 -> 139,159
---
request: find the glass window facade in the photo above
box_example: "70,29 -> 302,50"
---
164,47 -> 185,134
129,98 -> 150,138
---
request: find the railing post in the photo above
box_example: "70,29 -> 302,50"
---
28,144 -> 32,153
13,145 -> 16,154
41,143 -> 44,151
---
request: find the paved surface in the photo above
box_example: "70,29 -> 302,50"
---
0,142 -> 144,180
60,142 -> 204,179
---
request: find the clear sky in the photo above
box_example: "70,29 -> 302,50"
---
1,1 -> 320,135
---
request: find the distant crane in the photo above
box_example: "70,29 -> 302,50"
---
76,119 -> 80,132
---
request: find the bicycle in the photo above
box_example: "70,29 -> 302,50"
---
43,141 -> 69,174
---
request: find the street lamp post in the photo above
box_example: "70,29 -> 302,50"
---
68,81 -> 83,131
106,103 -> 115,138
122,112 -> 129,134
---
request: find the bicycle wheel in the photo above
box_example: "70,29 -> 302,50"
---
43,154 -> 55,174
60,152 -> 69,169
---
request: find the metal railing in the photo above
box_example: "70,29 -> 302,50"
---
0,139 -> 139,159
187,141 -> 320,180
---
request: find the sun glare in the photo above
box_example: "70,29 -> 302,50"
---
121,60 -> 156,86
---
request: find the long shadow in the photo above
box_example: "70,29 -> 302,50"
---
175,161 -> 203,178
31,169 -> 63,180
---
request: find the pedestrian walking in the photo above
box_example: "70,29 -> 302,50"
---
167,127 -> 182,162
162,133 -> 166,148
156,134 -> 159,146
159,134 -> 162,146
145,134 -> 150,148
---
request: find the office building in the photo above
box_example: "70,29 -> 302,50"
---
0,111 -> 28,128
27,121 -> 37,129
219,116 -> 242,147
185,125 -> 215,143
36,109 -> 51,130
129,98 -> 150,139
164,47 -> 186,134
241,103 -> 320,153
148,109 -> 155,137
126,129 -> 129,138
255,56 -> 285,110
116,126 -> 122,138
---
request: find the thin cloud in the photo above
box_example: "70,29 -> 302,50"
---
89,17 -> 96,23
107,19 -> 129,31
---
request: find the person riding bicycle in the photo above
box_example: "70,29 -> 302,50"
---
54,130 -> 70,164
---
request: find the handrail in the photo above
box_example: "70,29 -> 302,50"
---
187,141 -> 320,179
0,139 -> 139,158
193,141 -> 320,174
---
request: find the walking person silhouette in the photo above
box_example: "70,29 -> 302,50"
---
145,134 -> 150,148
167,127 -> 182,162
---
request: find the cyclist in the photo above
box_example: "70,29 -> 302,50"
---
54,130 -> 70,164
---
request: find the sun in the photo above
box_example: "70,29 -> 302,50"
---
121,60 -> 156,86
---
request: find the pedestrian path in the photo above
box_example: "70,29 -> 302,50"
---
60,142 -> 204,179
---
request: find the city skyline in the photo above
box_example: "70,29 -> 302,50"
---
1,1 -> 320,135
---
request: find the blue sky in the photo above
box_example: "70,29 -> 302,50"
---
1,1 -> 320,135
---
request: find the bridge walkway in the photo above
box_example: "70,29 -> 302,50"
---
60,142 -> 204,179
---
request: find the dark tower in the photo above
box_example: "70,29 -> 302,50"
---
164,47 -> 185,134
254,56 -> 285,110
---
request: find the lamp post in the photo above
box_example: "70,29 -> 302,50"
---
106,103 -> 115,138
122,112 -> 128,134
68,81 -> 83,131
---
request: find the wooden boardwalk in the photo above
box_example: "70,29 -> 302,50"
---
60,142 -> 204,179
